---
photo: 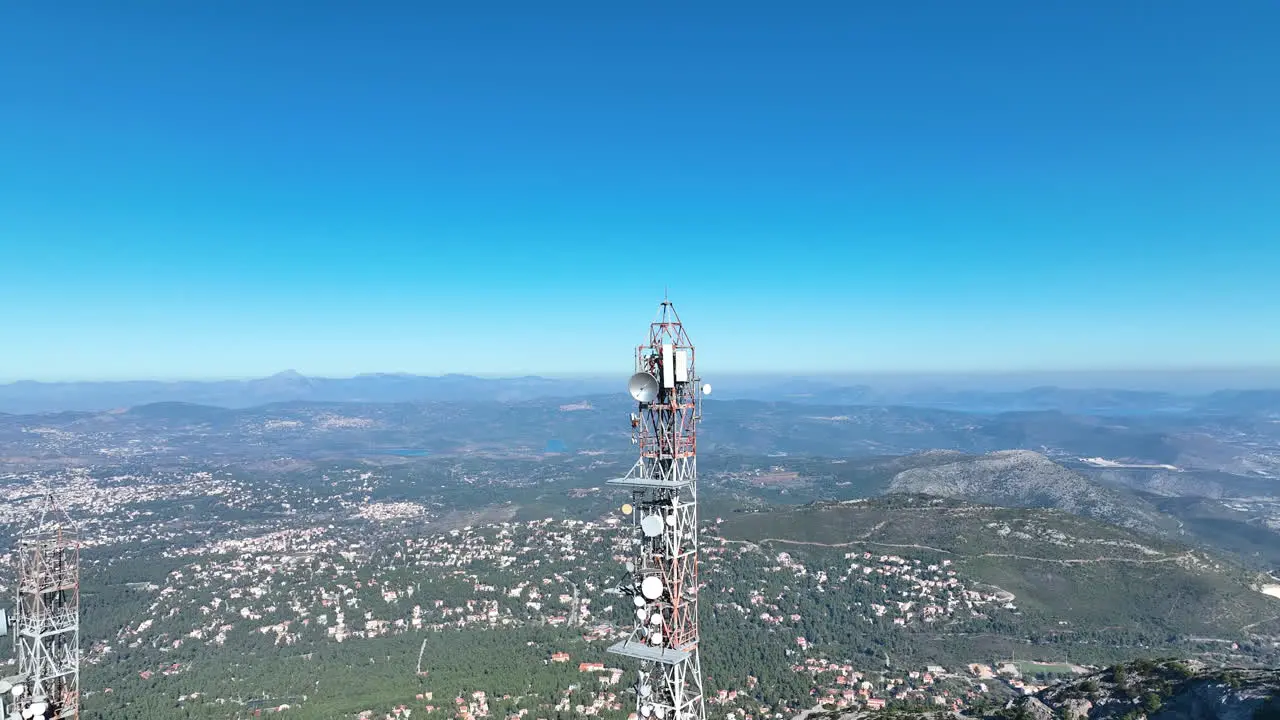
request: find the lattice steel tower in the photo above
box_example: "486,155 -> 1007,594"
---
9,493 -> 80,719
607,299 -> 707,720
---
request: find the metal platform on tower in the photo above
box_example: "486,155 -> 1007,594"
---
606,640 -> 696,665
605,476 -> 693,490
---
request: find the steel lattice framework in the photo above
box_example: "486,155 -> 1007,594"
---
13,493 -> 80,720
607,300 -> 706,720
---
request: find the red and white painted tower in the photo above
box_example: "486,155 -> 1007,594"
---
608,299 -> 707,720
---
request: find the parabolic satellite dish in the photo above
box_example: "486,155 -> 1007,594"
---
641,515 -> 664,537
701,383 -> 712,396
628,372 -> 659,403
641,575 -> 664,600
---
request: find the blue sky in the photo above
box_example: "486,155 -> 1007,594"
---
1,1 -> 1278,381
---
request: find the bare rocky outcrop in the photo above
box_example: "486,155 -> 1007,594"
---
1060,698 -> 1093,719
1021,697 -> 1056,720
1027,660 -> 1280,720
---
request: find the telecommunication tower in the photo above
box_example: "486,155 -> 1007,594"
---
607,299 -> 709,720
2,493 -> 80,720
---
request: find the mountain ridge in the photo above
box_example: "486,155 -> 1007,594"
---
886,449 -> 1177,534
2,396 -> 1274,479
3,372 -> 1279,416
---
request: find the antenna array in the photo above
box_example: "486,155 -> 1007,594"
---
607,300 -> 707,720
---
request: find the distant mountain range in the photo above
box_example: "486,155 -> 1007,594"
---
719,381 -> 1280,417
2,394 -> 1277,480
0,371 -> 616,414
2,370 -> 1280,416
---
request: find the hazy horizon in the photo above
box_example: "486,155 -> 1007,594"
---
5,366 -> 1280,393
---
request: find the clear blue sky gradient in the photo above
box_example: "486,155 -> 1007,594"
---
2,1 -> 1278,380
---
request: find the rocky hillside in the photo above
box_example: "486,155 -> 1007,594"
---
1008,658 -> 1280,719
788,659 -> 1280,719
886,450 -> 1175,534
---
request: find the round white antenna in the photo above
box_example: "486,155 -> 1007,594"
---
641,575 -> 663,600
641,515 -> 664,537
701,383 -> 712,396
633,595 -> 645,608
628,372 -> 660,403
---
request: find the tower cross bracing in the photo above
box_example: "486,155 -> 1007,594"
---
607,300 -> 707,720
11,493 -> 81,720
